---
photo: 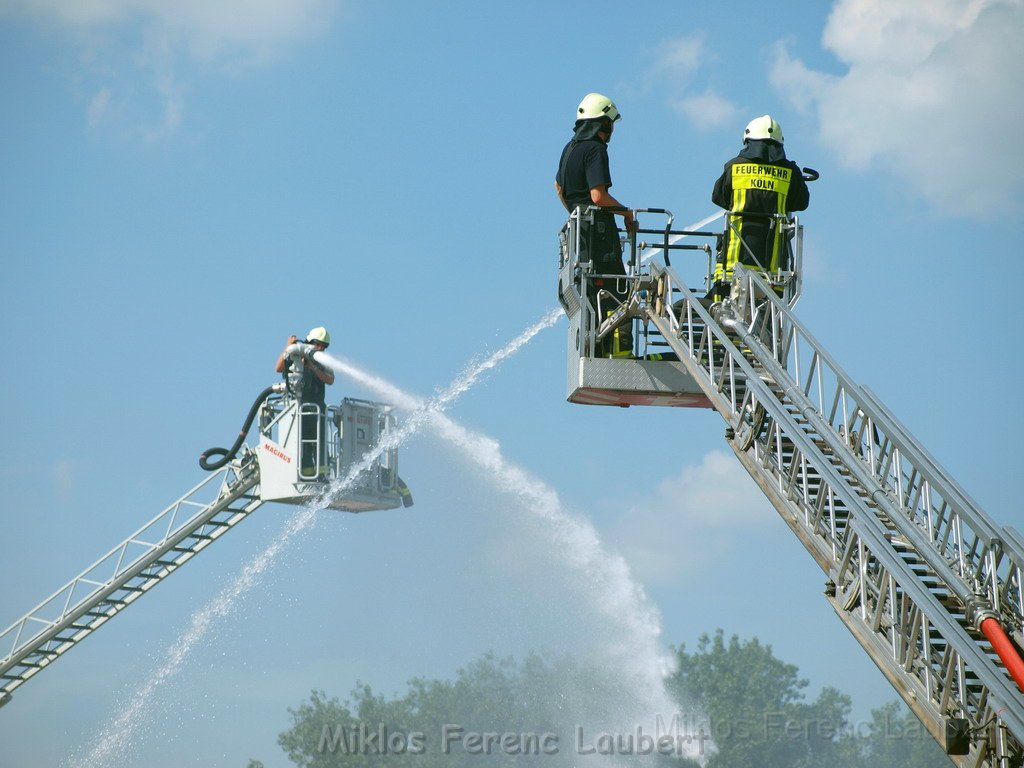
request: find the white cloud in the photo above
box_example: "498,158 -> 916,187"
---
822,0 -> 991,68
771,0 -> 1024,216
607,450 -> 774,586
140,41 -> 186,142
87,86 -> 112,127
647,35 -> 741,133
53,459 -> 77,500
0,0 -> 336,58
671,88 -> 740,131
650,37 -> 704,85
0,0 -> 338,138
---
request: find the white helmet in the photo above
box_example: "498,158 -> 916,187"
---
305,326 -> 331,347
744,115 -> 784,144
577,92 -> 621,123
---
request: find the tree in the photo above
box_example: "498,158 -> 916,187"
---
666,629 -> 861,768
278,635 -> 956,767
859,701 -> 954,767
277,653 -> 693,767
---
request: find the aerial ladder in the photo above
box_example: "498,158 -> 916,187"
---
559,204 -> 1024,766
0,343 -> 410,708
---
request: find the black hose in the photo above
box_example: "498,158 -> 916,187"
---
199,385 -> 277,471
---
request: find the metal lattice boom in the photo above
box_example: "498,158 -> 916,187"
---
0,391 -> 405,709
642,260 -> 1023,766
0,454 -> 261,702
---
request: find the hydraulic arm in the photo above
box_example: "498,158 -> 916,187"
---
0,365 -> 407,708
561,207 -> 1024,766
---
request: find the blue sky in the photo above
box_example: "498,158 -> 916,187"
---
1,0 -> 1023,766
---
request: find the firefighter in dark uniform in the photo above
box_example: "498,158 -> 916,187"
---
711,115 -> 809,297
555,92 -> 635,357
275,326 -> 335,477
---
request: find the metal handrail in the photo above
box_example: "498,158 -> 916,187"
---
642,259 -> 1023,762
730,265 -> 1023,633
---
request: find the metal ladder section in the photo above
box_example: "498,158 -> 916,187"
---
0,454 -> 262,706
645,262 -> 1024,767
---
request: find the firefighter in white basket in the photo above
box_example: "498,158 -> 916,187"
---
275,326 -> 335,476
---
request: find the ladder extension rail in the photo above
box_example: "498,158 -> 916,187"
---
644,262 -> 1023,764
0,456 -> 260,698
729,267 -> 1024,635
858,385 -> 1024,638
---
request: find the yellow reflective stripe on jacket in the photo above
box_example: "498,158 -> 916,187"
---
611,323 -> 631,357
720,188 -> 746,277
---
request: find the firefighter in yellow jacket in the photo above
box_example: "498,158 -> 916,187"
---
712,115 -> 809,294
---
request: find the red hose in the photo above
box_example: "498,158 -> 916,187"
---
980,617 -> 1024,693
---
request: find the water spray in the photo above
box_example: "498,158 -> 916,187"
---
318,340 -> 703,757
71,309 -> 561,768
